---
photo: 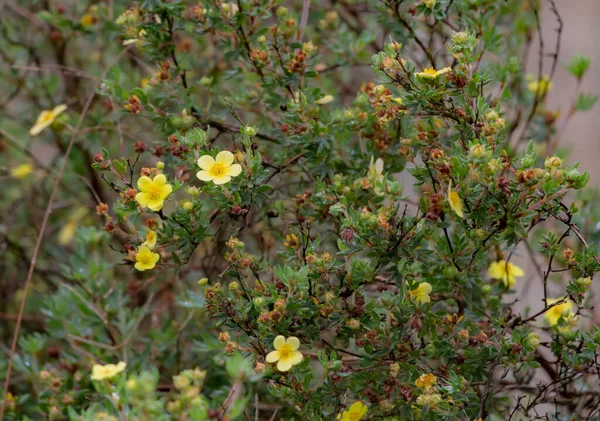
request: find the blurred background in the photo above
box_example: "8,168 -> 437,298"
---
514,0 -> 600,314
541,0 -> 600,182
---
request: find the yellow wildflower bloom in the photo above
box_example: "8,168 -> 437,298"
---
143,230 -> 157,248
135,174 -> 173,212
488,260 -> 524,288
415,67 -> 451,79
367,157 -> 384,183
58,220 -> 78,245
410,282 -> 432,305
545,298 -> 576,330
415,373 -> 437,388
338,401 -> 368,421
527,75 -> 552,95
284,233 -> 298,248
30,104 -> 67,135
315,94 -> 334,105
416,392 -> 442,407
80,14 -> 94,27
448,181 -> 464,218
424,0 -> 436,8
265,335 -> 303,372
10,163 -> 34,179
197,151 -> 242,185
91,361 -> 126,381
135,245 -> 160,271
123,29 -> 146,46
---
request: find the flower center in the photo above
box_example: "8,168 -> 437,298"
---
209,162 -> 227,177
278,345 -> 292,359
138,253 -> 151,264
147,185 -> 162,200
349,413 -> 359,421
40,111 -> 54,123
422,68 -> 437,76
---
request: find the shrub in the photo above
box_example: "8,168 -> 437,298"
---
1,0 -> 600,420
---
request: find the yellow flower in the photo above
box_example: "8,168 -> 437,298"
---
135,245 -> 159,271
143,230 -> 157,248
423,0 -> 436,8
416,392 -> 442,407
197,151 -> 242,185
469,144 -> 486,159
58,220 -> 78,245
123,29 -> 146,46
415,373 -> 437,388
30,104 -> 67,135
415,67 -> 451,79
488,260 -> 524,288
284,233 -> 298,248
265,335 -> 303,372
448,181 -> 464,218
410,282 -> 432,305
315,94 -> 334,105
135,174 -> 173,212
338,401 -> 368,421
367,156 -> 384,183
10,163 -> 34,179
527,75 -> 552,95
80,14 -> 94,27
91,361 -> 126,381
545,298 -> 576,330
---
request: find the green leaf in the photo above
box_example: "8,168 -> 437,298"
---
574,93 -> 598,112
565,55 -> 591,79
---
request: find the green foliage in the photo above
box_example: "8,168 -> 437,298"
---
1,0 -> 600,420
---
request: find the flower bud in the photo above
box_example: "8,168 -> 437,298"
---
347,319 -> 361,330
276,6 -> 288,17
452,31 -> 469,44
527,332 -> 540,347
544,156 -> 562,169
198,277 -> 209,286
469,144 -> 486,159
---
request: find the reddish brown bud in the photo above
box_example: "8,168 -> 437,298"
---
104,221 -> 115,232
96,203 -> 109,215
134,141 -> 146,154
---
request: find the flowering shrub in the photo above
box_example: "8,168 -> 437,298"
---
2,0 -> 600,420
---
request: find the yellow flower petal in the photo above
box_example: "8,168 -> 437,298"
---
288,350 -> 303,366
196,170 -> 214,181
10,163 -> 34,179
315,94 -> 334,104
273,335 -> 285,350
227,163 -> 242,177
30,105 -> 67,135
488,260 -> 524,288
198,155 -> 216,170
266,351 -> 280,363
216,150 -> 235,166
286,336 -> 300,351
277,358 -> 293,372
148,199 -> 165,211
153,173 -> 167,185
212,175 -> 231,185
137,176 -> 153,191
135,192 -> 150,208
448,181 -> 464,218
